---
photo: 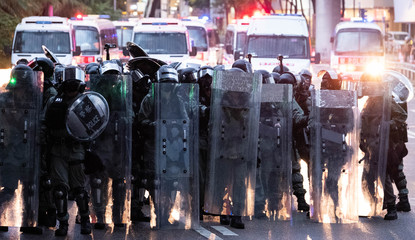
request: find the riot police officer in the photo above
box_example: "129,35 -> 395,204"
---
42,66 -> 91,236
279,72 -> 310,212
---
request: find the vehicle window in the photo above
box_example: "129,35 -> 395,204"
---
13,31 -> 71,54
74,26 -> 100,54
335,30 -> 383,55
116,26 -> 133,48
246,36 -> 309,58
225,30 -> 232,47
207,29 -> 220,47
395,34 -> 408,41
236,32 -> 247,51
187,26 -> 208,51
133,32 -> 188,54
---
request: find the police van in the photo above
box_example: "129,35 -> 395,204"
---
132,18 -> 197,65
181,18 -> 212,65
11,16 -> 74,66
70,15 -> 118,68
245,14 -> 315,73
225,19 -> 250,62
113,19 -> 137,62
330,20 -> 384,80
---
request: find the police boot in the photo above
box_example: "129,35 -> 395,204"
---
384,204 -> 398,220
80,216 -> 92,234
94,214 -> 105,230
297,193 -> 310,212
220,215 -> 230,225
55,220 -> 69,236
396,195 -> 411,212
230,216 -> 245,229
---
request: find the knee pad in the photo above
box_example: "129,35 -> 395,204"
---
53,185 -> 68,218
73,187 -> 90,215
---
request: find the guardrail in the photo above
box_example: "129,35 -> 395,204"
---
387,61 -> 415,82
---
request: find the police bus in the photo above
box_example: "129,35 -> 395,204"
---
330,20 -> 384,80
70,15 -> 118,68
245,14 -> 315,73
11,16 -> 74,66
132,18 -> 197,65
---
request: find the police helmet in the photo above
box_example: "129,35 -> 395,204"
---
279,72 -> 297,87
27,57 -> 55,79
198,65 -> 214,80
178,67 -> 198,83
232,59 -> 253,73
100,59 -> 123,75
228,67 -> 245,73
85,63 -> 100,74
273,65 -> 290,74
319,70 -> 341,90
7,64 -> 34,89
255,69 -> 274,84
271,72 -> 281,83
62,66 -> 86,93
156,65 -> 179,83
213,65 -> 225,71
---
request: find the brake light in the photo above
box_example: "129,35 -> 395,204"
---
74,56 -> 95,64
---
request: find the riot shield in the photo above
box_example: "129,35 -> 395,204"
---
383,70 -> 413,104
85,74 -> 133,225
258,83 -> 292,220
0,71 -> 42,228
357,81 -> 391,217
152,82 -> 199,229
66,91 -> 110,142
204,70 -> 262,217
309,89 -> 359,223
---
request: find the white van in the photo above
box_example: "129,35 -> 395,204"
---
245,14 -> 316,73
181,18 -> 217,65
70,16 -> 118,67
132,18 -> 197,65
330,21 -> 384,79
225,19 -> 250,62
11,16 -> 74,66
113,19 -> 137,62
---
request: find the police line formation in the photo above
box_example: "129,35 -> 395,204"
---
0,43 -> 413,236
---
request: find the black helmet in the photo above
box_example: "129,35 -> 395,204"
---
53,64 -> 66,86
7,64 -> 34,89
100,59 -> 123,75
255,69 -> 274,84
299,69 -> 312,89
85,63 -> 100,74
61,66 -> 86,93
279,72 -> 297,87
213,65 -> 225,71
156,65 -> 179,83
271,72 -> 281,83
198,65 -> 214,80
178,67 -> 198,83
273,65 -> 290,74
319,70 -> 341,90
27,57 -> 54,79
228,67 -> 245,73
232,59 -> 253,73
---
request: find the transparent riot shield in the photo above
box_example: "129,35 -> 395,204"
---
0,71 -> 42,228
383,70 -> 413,104
357,81 -> 391,217
257,83 -> 292,220
309,89 -> 359,223
85,74 -> 133,225
204,70 -> 262,217
152,82 -> 199,229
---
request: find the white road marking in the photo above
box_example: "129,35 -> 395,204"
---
407,130 -> 415,139
211,226 -> 239,236
195,226 -> 223,240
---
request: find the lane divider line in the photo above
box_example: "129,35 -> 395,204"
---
195,226 -> 223,240
211,226 -> 239,236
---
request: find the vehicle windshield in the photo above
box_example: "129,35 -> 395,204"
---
133,32 -> 188,54
236,32 -> 247,51
394,34 -> 408,41
187,26 -> 208,51
74,26 -> 100,55
13,31 -> 70,54
116,26 -> 133,48
335,29 -> 383,55
246,36 -> 309,58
